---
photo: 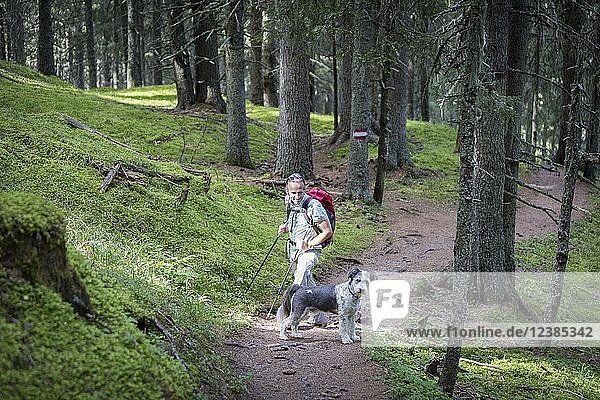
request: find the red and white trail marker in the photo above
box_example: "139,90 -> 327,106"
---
353,129 -> 368,141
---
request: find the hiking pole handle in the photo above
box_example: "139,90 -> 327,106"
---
241,233 -> 281,298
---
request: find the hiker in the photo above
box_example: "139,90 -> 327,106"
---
278,173 -> 333,325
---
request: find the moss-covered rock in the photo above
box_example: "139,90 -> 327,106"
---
0,192 -> 92,316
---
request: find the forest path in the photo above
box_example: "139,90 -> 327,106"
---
224,154 -> 592,399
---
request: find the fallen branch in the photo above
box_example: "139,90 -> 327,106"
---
61,113 -> 146,157
507,175 -> 591,216
153,318 -> 188,371
504,191 -> 558,224
99,162 -> 122,192
63,114 -> 211,197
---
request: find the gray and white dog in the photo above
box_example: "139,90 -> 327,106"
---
277,268 -> 370,344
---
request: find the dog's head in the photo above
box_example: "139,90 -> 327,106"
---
347,267 -> 370,295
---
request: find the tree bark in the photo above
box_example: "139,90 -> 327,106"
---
274,7 -> 313,178
473,0 -> 508,280
112,0 -> 123,88
85,0 -> 97,88
332,34 -> 339,133
0,5 -> 6,61
374,64 -> 390,204
503,0 -> 530,273
151,0 -> 163,85
193,8 -> 226,113
545,61 -> 582,322
387,10 -> 410,171
347,0 -> 374,202
526,0 -> 542,157
438,0 -> 486,394
584,13 -> 599,182
38,0 -> 55,76
127,0 -> 142,88
419,60 -> 429,121
169,0 -> 195,109
554,0 -> 584,165
225,0 -> 252,168
262,14 -> 279,108
407,56 -> 414,120
248,0 -> 264,106
7,0 -> 25,64
328,2 -> 353,145
72,30 -> 85,88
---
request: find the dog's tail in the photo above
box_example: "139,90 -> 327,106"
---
276,284 -> 300,324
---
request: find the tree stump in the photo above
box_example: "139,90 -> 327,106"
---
0,192 -> 93,317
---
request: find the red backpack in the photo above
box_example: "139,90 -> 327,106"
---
301,187 -> 336,248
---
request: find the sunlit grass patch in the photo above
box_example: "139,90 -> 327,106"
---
92,84 -> 178,108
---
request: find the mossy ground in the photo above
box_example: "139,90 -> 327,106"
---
1,61 -> 598,399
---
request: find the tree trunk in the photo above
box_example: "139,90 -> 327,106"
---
332,33 -> 339,133
419,60 -> 429,121
274,10 -> 313,178
474,0 -> 508,280
388,46 -> 410,170
545,62 -> 582,322
169,0 -> 195,109
151,0 -> 163,85
72,31 -> 85,88
526,0 -> 542,157
193,8 -> 226,113
584,15 -> 599,182
225,0 -> 252,168
248,0 -> 264,106
0,5 -> 6,61
7,0 -> 25,64
328,2 -> 353,145
407,56 -> 414,120
347,0 -> 374,203
503,0 -> 530,273
38,0 -> 55,76
438,0 -> 486,394
127,0 -> 142,88
101,4 -> 112,87
374,64 -> 390,204
112,0 -> 123,88
262,17 -> 279,107
121,0 -> 129,87
554,0 -> 584,165
85,0 -> 97,88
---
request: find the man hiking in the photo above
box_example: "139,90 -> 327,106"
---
277,173 -> 333,326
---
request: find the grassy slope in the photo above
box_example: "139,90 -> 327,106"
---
0,62 -> 376,399
1,62 -> 598,399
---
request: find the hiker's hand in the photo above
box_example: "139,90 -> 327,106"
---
300,240 -> 310,252
278,224 -> 288,235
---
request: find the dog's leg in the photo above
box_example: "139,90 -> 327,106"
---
290,317 -> 302,338
279,317 -> 291,340
350,313 -> 360,342
339,314 -> 353,344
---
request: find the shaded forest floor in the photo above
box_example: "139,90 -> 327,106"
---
223,138 -> 593,399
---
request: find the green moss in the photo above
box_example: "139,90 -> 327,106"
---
0,192 -> 65,246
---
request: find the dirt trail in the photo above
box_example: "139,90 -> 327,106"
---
224,166 -> 592,400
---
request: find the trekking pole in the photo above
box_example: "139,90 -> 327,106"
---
240,233 -> 281,298
265,258 -> 295,319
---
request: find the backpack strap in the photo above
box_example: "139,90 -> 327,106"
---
301,196 -> 323,234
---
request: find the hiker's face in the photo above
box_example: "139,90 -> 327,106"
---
287,181 -> 305,205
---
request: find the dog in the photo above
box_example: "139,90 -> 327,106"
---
277,267 -> 369,344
